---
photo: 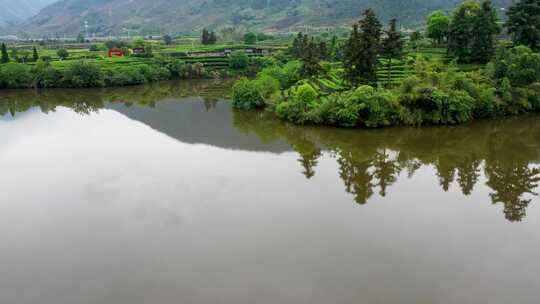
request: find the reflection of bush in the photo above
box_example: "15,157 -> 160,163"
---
233,110 -> 540,222
0,79 -> 233,116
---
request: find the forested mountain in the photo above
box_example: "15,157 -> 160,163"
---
0,0 -> 56,26
9,0 -> 512,36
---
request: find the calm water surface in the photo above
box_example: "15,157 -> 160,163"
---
1,80 -> 539,304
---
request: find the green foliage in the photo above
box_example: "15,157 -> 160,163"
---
409,31 -> 423,50
132,37 -> 145,48
426,11 -> 449,45
258,60 -> 302,90
163,34 -> 173,45
57,49 -> 69,60
33,61 -> 62,88
228,51 -> 249,69
291,32 -> 309,60
448,0 -> 500,63
1,43 -> 10,64
77,33 -> 85,43
276,83 -> 319,123
201,29 -> 217,45
488,46 -> 540,87
488,45 -> 540,113
344,9 -> 382,87
381,18 -> 405,85
62,61 -> 103,88
32,47 -> 39,62
105,40 -> 127,49
231,75 -> 280,110
244,32 -> 257,45
0,63 -> 32,88
300,39 -> 323,78
506,0 -> 540,51
399,86 -> 475,125
231,78 -> 264,110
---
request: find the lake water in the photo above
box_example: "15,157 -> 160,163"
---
1,80 -> 540,304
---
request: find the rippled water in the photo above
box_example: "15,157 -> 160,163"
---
1,80 -> 539,304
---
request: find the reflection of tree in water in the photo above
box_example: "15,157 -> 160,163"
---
337,151 -> 374,204
372,150 -> 399,196
3,86 -> 539,223
486,161 -> 540,222
233,111 -> 540,222
456,159 -> 482,196
0,79 -> 232,117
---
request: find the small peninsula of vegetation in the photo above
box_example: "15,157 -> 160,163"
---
232,0 -> 540,127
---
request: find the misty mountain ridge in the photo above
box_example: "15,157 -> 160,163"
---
0,0 -> 56,26
3,0 -> 512,36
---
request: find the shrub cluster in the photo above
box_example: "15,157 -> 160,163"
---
0,56 -> 228,89
231,46 -> 540,128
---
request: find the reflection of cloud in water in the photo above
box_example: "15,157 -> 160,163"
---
1,86 -> 540,304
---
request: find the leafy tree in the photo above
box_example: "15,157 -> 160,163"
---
291,32 -> 309,59
105,40 -> 127,49
471,0 -> 501,63
381,18 -> 405,85
409,31 -> 423,50
318,40 -> 329,60
57,49 -> 69,60
231,76 -> 279,109
32,47 -> 39,62
344,8 -> 382,87
506,0 -> 540,51
426,11 -> 450,46
448,1 -> 479,62
244,32 -> 257,45
0,63 -> 32,88
229,51 -> 249,69
132,37 -> 145,48
63,61 -> 103,88
201,28 -> 210,45
300,39 -> 322,78
488,45 -> 540,87
77,33 -> 85,43
209,32 -> 217,44
17,50 -> 31,63
1,43 -> 9,64
163,34 -> 173,45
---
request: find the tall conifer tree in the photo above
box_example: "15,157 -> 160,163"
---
32,47 -> 39,62
471,1 -> 500,63
381,18 -> 405,85
506,0 -> 540,51
1,43 -> 9,64
344,9 -> 382,86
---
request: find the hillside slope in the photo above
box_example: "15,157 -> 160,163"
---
0,0 -> 56,26
10,0 -> 512,36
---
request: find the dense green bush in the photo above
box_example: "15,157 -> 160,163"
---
33,61 -> 62,88
276,83 -> 319,123
0,63 -> 32,88
399,86 -> 475,125
231,75 -> 280,110
488,46 -> 540,87
229,51 -> 249,70
284,85 -> 402,127
258,60 -> 301,90
231,78 -> 265,109
62,61 -> 103,88
104,67 -> 147,87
